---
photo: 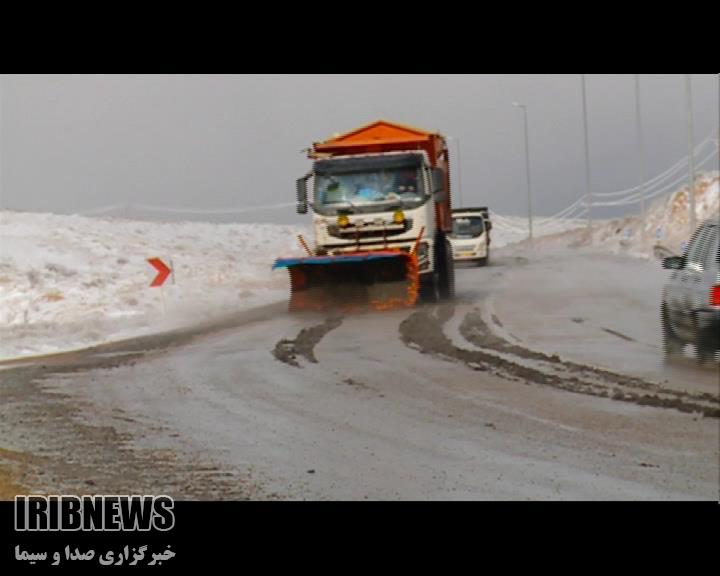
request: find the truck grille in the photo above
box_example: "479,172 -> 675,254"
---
327,219 -> 413,240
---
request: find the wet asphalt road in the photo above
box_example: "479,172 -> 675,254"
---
1,247 -> 718,500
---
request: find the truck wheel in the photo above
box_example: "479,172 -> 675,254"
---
420,272 -> 441,303
477,257 -> 488,267
437,237 -> 455,301
661,305 -> 683,360
445,239 -> 456,299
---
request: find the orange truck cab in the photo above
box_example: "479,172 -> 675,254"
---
293,120 -> 456,303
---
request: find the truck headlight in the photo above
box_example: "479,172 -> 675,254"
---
337,214 -> 350,228
416,242 -> 430,270
393,210 -> 405,224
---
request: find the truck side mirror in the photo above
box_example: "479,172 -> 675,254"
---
486,221 -> 493,232
296,175 -> 309,214
431,168 -> 445,201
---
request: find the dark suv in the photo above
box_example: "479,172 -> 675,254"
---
661,218 -> 720,364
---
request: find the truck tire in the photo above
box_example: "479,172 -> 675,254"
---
437,235 -> 455,301
420,272 -> 441,303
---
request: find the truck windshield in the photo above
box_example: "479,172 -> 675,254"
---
314,166 -> 426,215
450,217 -> 485,239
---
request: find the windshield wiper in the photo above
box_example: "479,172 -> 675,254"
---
331,198 -> 404,215
332,200 -> 359,214
372,198 -> 403,210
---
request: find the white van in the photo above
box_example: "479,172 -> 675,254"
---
449,208 -> 492,266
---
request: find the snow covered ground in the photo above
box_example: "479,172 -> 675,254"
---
0,173 -> 717,360
0,213 -> 307,360
489,214 -> 588,248
493,173 -> 719,259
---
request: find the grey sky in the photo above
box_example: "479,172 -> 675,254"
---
0,74 -> 717,224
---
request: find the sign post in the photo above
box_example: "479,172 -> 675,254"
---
147,257 -> 173,315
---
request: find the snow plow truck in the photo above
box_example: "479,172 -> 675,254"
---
274,120 -> 456,312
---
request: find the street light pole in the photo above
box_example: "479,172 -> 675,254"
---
0,74 -> 4,211
455,137 -> 463,208
513,102 -> 533,244
685,74 -> 697,233
581,74 -> 593,233
634,74 -> 647,241
445,136 -> 464,208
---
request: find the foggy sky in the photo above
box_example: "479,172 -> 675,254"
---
0,74 -> 717,224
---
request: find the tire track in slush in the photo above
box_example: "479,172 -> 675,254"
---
399,305 -> 720,419
273,317 -> 343,368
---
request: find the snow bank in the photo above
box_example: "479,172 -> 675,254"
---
1,174 -> 716,360
496,173 -> 719,259
489,215 -> 587,249
0,212 -> 307,360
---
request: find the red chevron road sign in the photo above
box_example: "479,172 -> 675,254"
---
147,258 -> 172,287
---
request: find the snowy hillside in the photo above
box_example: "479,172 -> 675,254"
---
489,215 -> 588,248
0,212 -> 306,360
495,173 -> 719,258
1,174 -> 717,360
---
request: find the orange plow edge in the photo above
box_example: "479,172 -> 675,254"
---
272,251 -> 419,312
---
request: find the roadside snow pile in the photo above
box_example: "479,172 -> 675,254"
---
489,214 -> 587,248
636,173 -> 719,255
500,173 -> 719,259
0,211 -> 307,360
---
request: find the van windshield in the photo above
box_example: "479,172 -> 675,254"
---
450,217 -> 485,239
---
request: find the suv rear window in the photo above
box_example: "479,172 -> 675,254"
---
704,225 -> 719,269
686,224 -> 715,270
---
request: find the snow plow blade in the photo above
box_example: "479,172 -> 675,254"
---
273,251 -> 419,312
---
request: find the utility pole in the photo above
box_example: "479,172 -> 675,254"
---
581,74 -> 593,233
447,136 -> 463,208
634,74 -> 647,240
513,102 -> 533,244
684,74 -> 697,233
0,74 -> 4,211
456,137 -> 463,208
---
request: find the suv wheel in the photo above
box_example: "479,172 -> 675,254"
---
694,318 -> 713,365
661,305 -> 684,360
